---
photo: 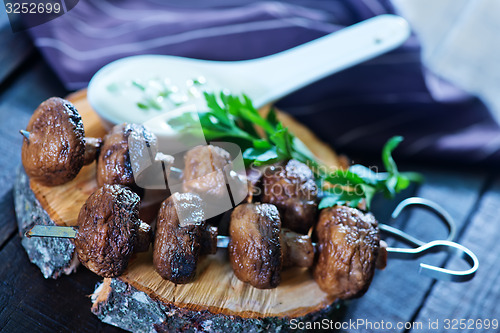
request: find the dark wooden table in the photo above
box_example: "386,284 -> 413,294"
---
1,14 -> 499,333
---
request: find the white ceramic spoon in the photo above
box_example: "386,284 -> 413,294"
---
88,14 -> 410,125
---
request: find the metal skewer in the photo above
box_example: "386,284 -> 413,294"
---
26,225 -> 77,238
379,197 -> 478,282
20,130 -> 30,141
25,197 -> 479,282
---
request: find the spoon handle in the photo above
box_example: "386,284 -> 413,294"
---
232,14 -> 411,107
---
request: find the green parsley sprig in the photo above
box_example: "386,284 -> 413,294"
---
317,136 -> 423,209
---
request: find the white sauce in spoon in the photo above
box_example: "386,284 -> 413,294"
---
88,56 -> 222,125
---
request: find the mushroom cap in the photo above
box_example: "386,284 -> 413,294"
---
153,192 -> 216,284
21,97 -> 85,186
97,123 -> 156,189
75,184 -> 141,278
261,159 -> 318,234
229,203 -> 282,289
182,145 -> 232,200
313,205 -> 380,299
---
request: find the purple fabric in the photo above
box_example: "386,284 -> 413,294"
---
27,0 -> 500,166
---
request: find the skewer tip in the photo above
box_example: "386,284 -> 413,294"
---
20,130 -> 30,141
24,225 -> 78,239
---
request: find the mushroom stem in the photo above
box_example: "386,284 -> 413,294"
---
19,130 -> 30,142
83,137 -> 103,165
280,228 -> 315,268
135,222 -> 152,253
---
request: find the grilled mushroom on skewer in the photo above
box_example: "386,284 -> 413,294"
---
182,145 -> 232,199
27,184 -> 152,278
20,97 -> 102,186
76,184 -> 151,277
228,203 -> 379,295
229,203 -> 283,289
27,199 -> 478,293
228,203 -> 316,289
153,192 -> 218,284
313,205 -> 381,299
261,159 -> 318,234
27,191 -> 479,292
225,199 -> 477,295
97,123 -> 174,191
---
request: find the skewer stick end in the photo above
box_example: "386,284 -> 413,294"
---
25,225 -> 78,238
20,130 -> 30,141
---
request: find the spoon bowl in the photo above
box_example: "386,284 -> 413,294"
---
88,14 -> 410,126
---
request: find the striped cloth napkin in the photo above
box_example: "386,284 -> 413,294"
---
27,0 -> 500,166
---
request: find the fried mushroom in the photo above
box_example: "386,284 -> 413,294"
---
229,203 -> 282,289
153,192 -> 217,284
97,123 -> 144,188
75,184 -> 143,278
261,159 -> 318,234
313,205 -> 380,299
97,123 -> 174,193
21,97 -> 101,186
182,145 -> 232,199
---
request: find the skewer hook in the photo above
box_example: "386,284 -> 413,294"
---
381,197 -> 478,282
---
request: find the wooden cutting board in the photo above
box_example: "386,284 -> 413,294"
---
22,90 -> 347,332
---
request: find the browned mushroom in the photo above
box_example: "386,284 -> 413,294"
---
228,203 -> 315,289
153,192 -> 218,284
313,205 -> 380,299
20,97 -> 101,186
97,123 -> 164,189
75,184 -> 152,278
228,203 -> 283,289
261,159 -> 318,234
182,145 -> 232,199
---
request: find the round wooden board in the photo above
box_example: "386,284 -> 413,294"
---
20,90 -> 347,331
